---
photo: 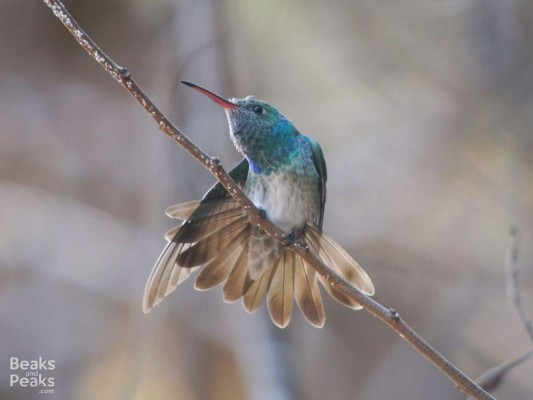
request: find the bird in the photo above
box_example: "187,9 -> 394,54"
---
143,81 -> 374,328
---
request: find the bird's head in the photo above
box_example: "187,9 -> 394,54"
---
182,81 -> 296,151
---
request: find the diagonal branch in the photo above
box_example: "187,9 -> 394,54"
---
42,1 -> 496,399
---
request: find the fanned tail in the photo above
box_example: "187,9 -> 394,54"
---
143,202 -> 374,329
237,223 -> 373,328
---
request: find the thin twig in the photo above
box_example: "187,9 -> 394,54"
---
469,227 -> 533,398
42,1 -> 496,399
473,349 -> 533,394
506,227 -> 533,342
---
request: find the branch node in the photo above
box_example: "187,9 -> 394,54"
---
118,67 -> 130,79
389,308 -> 400,322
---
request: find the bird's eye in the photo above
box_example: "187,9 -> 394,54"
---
252,105 -> 264,115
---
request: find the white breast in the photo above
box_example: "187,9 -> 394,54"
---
247,172 -> 315,234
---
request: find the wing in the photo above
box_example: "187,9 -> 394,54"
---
309,139 -> 327,229
165,158 -> 249,220
203,158 -> 249,200
143,159 -> 249,313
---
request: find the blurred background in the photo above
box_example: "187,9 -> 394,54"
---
1,0 -> 532,399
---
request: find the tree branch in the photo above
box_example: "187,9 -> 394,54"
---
42,1 -> 496,398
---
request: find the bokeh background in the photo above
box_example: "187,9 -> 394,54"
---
1,0 -> 532,399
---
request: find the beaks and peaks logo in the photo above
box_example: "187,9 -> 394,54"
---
10,357 -> 55,394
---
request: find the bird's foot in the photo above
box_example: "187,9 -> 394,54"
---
258,207 -> 267,219
283,230 -> 297,245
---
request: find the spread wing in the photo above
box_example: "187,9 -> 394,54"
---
143,159 -> 249,312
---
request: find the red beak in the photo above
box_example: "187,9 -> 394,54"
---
181,81 -> 238,110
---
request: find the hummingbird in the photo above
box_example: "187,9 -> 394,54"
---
143,81 -> 374,328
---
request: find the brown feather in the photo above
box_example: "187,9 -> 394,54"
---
318,276 -> 363,310
164,226 -> 180,242
177,217 -> 248,267
165,200 -> 201,220
243,262 -> 276,313
176,207 -> 244,243
143,241 -> 195,313
294,256 -> 325,327
194,226 -> 250,291
267,251 -> 294,328
223,242 -> 250,302
165,198 -> 242,244
247,229 -> 282,279
182,198 -> 238,220
156,242 -> 184,300
307,225 -> 374,295
305,228 -> 364,309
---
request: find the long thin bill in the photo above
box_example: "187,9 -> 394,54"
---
181,81 -> 238,110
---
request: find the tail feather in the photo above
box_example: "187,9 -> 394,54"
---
307,224 -> 374,295
222,242 -> 250,302
305,225 -> 373,310
267,251 -> 295,328
243,263 -> 275,313
294,256 -> 325,327
317,274 -> 363,310
306,230 -> 356,307
242,236 -> 282,311
247,228 -> 281,279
